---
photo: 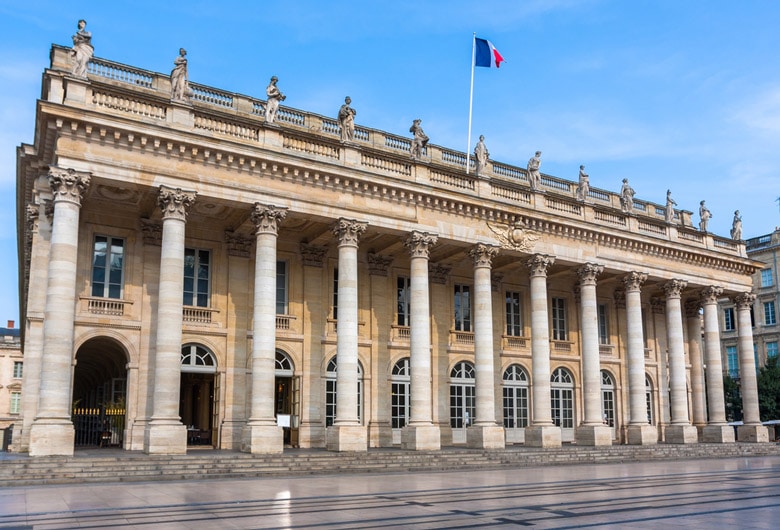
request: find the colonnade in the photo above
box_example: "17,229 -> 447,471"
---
26,177 -> 769,455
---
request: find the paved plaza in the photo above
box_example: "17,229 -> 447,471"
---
1,456 -> 778,529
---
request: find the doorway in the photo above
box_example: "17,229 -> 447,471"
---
180,344 -> 218,447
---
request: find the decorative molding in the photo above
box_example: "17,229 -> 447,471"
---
486,219 -> 539,252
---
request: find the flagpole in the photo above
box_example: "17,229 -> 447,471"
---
466,32 -> 476,175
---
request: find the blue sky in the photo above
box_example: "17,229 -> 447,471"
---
2,0 -> 780,323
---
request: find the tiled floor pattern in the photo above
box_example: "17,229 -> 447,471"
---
1,456 -> 778,529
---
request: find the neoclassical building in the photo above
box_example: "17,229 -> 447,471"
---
15,43 -> 769,456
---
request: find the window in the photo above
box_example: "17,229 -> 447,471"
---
767,341 -> 779,360
397,277 -> 411,326
276,261 -> 288,315
454,284 -> 471,332
10,392 -> 21,414
550,367 -> 574,429
601,371 -> 615,427
325,357 -> 363,427
391,358 -> 410,429
332,269 -> 338,320
551,297 -> 568,341
502,365 -> 529,429
450,361 -> 475,428
645,376 -> 654,425
180,344 -> 217,372
764,301 -> 776,326
761,268 -> 774,288
723,307 -> 735,331
91,235 -> 124,298
598,304 -> 609,345
505,291 -> 522,337
183,248 -> 210,307
13,362 -> 22,379
726,345 -> 739,378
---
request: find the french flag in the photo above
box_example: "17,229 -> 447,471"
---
474,37 -> 505,69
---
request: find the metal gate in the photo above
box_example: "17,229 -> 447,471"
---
72,406 -> 125,447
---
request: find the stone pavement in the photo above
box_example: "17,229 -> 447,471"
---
1,456 -> 778,529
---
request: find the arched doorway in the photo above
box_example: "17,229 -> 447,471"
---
325,356 -> 364,427
72,337 -> 128,448
601,370 -> 617,439
274,350 -> 299,446
180,344 -> 217,447
391,357 -> 410,444
449,361 -> 475,444
551,367 -> 575,442
503,364 -> 529,444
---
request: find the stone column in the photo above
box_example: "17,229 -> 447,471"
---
327,218 -> 368,451
29,168 -> 90,456
575,263 -> 611,446
144,185 -> 196,454
401,231 -> 441,450
624,272 -> 656,444
684,298 -> 707,429
663,279 -> 698,443
700,286 -> 735,443
466,244 -> 504,449
525,254 -> 561,447
734,293 -> 769,442
242,204 -> 287,454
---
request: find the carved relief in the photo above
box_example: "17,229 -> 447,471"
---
332,218 -> 367,247
157,185 -> 196,221
300,244 -> 327,267
469,243 -> 499,268
49,167 -> 90,205
491,273 -> 503,293
684,298 -> 701,318
486,219 -> 539,252
613,287 -> 626,309
140,218 -> 162,246
251,204 -> 288,235
404,231 -> 438,259
225,231 -> 253,258
428,264 -> 451,285
650,297 -> 666,314
367,252 -> 393,276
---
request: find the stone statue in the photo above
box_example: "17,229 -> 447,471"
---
170,48 -> 190,102
620,178 -> 635,213
265,76 -> 285,124
70,19 -> 93,78
474,135 -> 489,175
527,151 -> 542,190
338,96 -> 356,142
699,200 -> 712,231
409,119 -> 429,159
576,165 -> 589,201
664,189 -> 677,223
731,210 -> 743,240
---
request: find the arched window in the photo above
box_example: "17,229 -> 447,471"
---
180,344 -> 217,373
275,350 -> 293,376
450,361 -> 475,429
551,367 -> 574,429
391,357 -> 410,430
325,357 -> 363,427
645,375 -> 654,425
601,370 -> 615,427
502,364 -> 529,429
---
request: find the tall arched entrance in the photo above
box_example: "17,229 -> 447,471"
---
274,350 -> 299,446
72,337 -> 128,448
180,344 -> 218,447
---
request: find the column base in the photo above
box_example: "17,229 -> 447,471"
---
664,424 -> 699,444
627,424 -> 658,445
401,424 -> 441,451
241,423 -> 283,454
144,421 -> 187,454
525,425 -> 561,447
369,421 -> 393,448
575,424 -> 613,446
702,424 -> 736,443
218,420 -> 245,451
737,424 -> 769,443
327,424 -> 367,452
466,424 -> 505,449
298,422 -> 326,448
29,419 -> 75,456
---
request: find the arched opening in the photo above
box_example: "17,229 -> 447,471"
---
72,337 -> 128,448
601,370 -> 617,439
391,357 -> 410,444
324,357 -> 364,427
274,350 -> 299,446
503,364 -> 529,444
551,367 -> 575,442
180,343 -> 217,447
646,375 -> 655,425
449,361 -> 475,444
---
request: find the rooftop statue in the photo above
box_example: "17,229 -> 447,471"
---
171,48 -> 190,102
731,210 -> 743,240
699,200 -> 712,232
664,189 -> 677,223
338,96 -> 356,142
70,19 -> 93,78
527,151 -> 542,190
474,135 -> 489,176
265,76 -> 285,124
410,119 -> 429,159
620,178 -> 635,213
576,165 -> 589,202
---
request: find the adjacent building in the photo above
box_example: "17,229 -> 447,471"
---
0,321 -> 22,450
14,43 -> 769,456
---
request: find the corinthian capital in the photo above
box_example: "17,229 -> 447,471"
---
251,203 -> 288,235
700,286 -> 723,305
49,167 -> 90,205
332,218 -> 367,247
469,243 -> 499,268
158,185 -> 196,221
526,254 -> 554,277
733,292 -> 756,310
576,262 -> 604,286
622,272 -> 647,292
404,231 -> 438,259
662,279 -> 687,298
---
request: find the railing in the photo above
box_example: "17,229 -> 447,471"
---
599,344 -> 615,356
450,330 -> 475,346
276,315 -> 296,331
551,340 -> 574,353
89,58 -> 154,88
503,336 -> 528,350
183,306 -> 219,324
189,84 -> 233,108
492,162 -> 526,181
391,325 -> 411,342
85,297 -> 131,316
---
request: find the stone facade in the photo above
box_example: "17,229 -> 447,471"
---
14,45 -> 764,456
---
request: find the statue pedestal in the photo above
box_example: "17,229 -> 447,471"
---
466,425 -> 505,449
525,425 -> 561,448
575,424 -> 613,446
702,425 -> 735,443
401,424 -> 441,451
627,424 -> 658,445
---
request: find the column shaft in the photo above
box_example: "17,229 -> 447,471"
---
685,300 -> 706,426
624,272 -> 656,444
701,287 -> 734,443
664,280 -> 698,443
